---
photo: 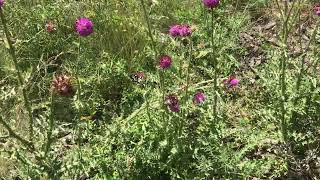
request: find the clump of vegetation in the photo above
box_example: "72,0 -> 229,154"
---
1,0 -> 320,179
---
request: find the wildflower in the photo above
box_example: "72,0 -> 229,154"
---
169,24 -> 192,37
314,5 -> 320,16
131,71 -> 146,84
203,0 -> 220,9
52,75 -> 74,96
224,76 -> 239,88
134,71 -> 145,79
193,91 -> 206,105
159,55 -> 172,69
179,24 -> 192,37
169,25 -> 181,37
0,0 -> 4,8
45,21 -> 56,33
75,17 -> 93,37
165,94 -> 180,112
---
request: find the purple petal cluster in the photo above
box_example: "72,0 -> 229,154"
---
0,0 -> 4,8
203,0 -> 220,9
159,55 -> 172,69
193,91 -> 206,105
169,24 -> 192,37
179,25 -> 192,37
75,17 -> 94,37
315,5 -> 320,16
165,94 -> 180,112
224,76 -> 239,88
169,25 -> 181,37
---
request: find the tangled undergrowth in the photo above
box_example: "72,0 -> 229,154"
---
1,0 -> 320,179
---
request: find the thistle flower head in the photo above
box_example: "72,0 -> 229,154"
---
159,55 -> 172,69
52,75 -> 74,96
0,0 -> 4,8
45,21 -> 56,33
224,76 -> 239,88
203,0 -> 220,9
314,5 -> 320,16
131,71 -> 146,84
75,17 -> 93,37
165,94 -> 180,112
169,25 -> 181,37
193,91 -> 206,105
179,25 -> 192,37
134,71 -> 145,79
169,24 -> 192,37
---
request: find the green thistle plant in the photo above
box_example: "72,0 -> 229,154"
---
0,2 -> 34,142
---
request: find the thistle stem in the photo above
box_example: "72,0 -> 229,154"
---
45,91 -> 55,156
76,37 -> 83,162
295,22 -> 319,103
184,41 -> 192,117
0,9 -> 34,141
305,31 -> 320,114
0,116 -> 33,151
179,41 -> 183,81
139,0 -> 165,117
139,0 -> 157,55
211,9 -> 218,124
76,38 -> 82,108
279,0 -> 289,143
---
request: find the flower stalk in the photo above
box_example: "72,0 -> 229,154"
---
295,21 -> 319,102
0,8 -> 34,141
75,37 -> 83,162
279,0 -> 290,143
139,0 -> 166,112
0,116 -> 33,150
73,16 -> 93,165
184,42 -> 192,117
44,91 -> 55,156
139,0 -> 157,55
211,10 -> 218,123
278,0 -> 298,143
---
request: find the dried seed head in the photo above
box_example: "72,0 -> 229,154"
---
52,75 -> 74,96
165,94 -> 180,113
45,21 -> 56,33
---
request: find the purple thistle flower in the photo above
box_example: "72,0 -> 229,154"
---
0,0 -> 4,8
165,94 -> 180,113
224,76 -> 239,88
203,0 -> 220,9
230,78 -> 239,87
169,24 -> 192,37
75,17 -> 93,37
179,25 -> 192,37
169,25 -> 181,37
314,5 -> 320,16
159,55 -> 172,69
193,91 -> 206,105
